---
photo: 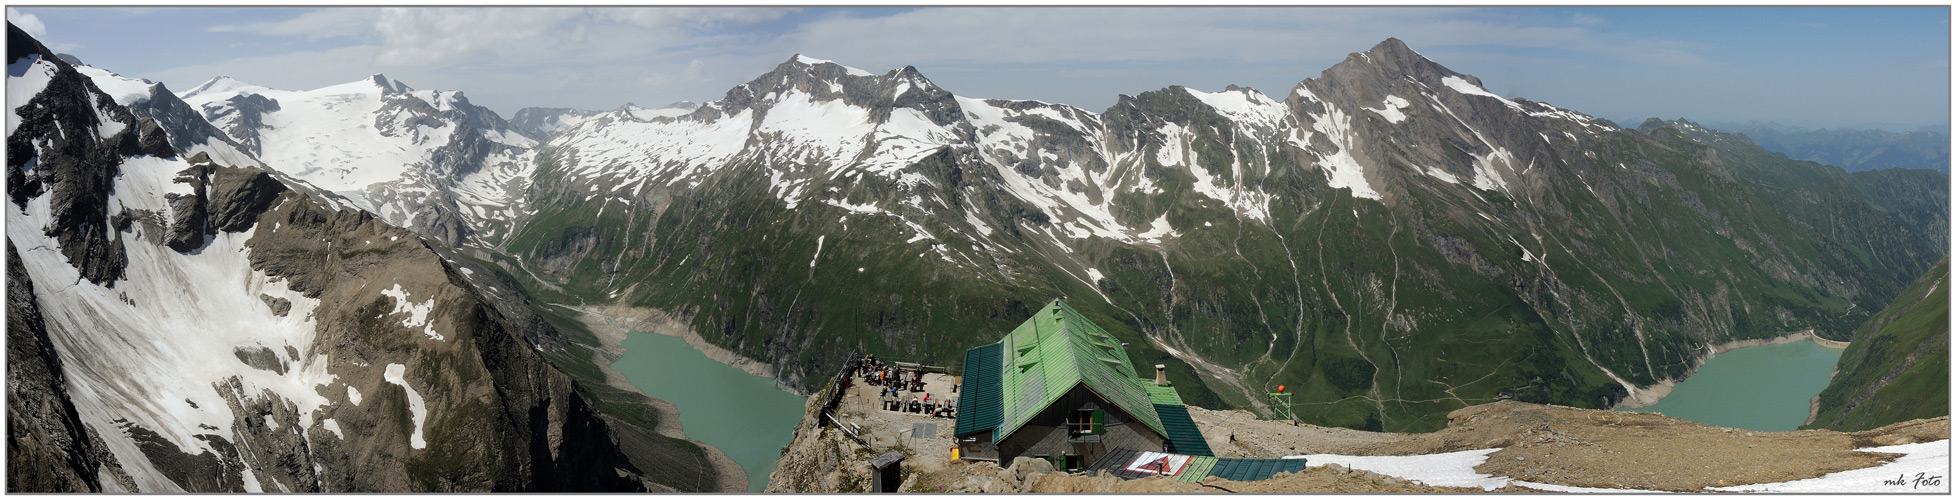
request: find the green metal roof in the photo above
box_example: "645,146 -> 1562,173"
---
1144,380 -> 1185,405
1153,403 -> 1214,456
953,343 -> 1003,436
1174,456 -> 1219,483
994,300 -> 1165,441
1088,448 -> 1306,483
1206,457 -> 1308,482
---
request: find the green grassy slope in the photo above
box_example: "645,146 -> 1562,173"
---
1806,257 -> 1949,431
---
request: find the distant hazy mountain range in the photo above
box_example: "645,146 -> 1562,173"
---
1691,121 -> 1949,173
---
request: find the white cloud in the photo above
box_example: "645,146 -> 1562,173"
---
643,59 -> 710,85
603,7 -> 791,28
207,8 -> 379,40
374,8 -> 584,67
8,8 -> 47,38
778,7 -> 1713,71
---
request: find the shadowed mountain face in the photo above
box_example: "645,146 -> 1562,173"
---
5,23 -> 729,492
476,38 -> 1944,431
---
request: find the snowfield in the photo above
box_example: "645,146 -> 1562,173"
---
1710,440 -> 1950,493
7,54 -> 56,136
8,154 -> 334,492
1292,440 -> 1952,493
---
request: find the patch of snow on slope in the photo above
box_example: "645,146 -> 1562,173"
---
1292,449 -> 1509,490
1470,147 -> 1517,193
958,96 -> 1139,243
75,65 -> 156,106
756,90 -> 877,206
1710,440 -> 1949,493
963,210 -> 995,237
1303,103 -> 1384,200
320,418 -> 344,439
822,198 -> 883,215
380,283 -> 443,341
857,107 -> 957,175
794,54 -> 876,77
1440,76 -> 1523,111
7,54 -> 55,136
1157,117 -> 1278,223
346,385 -> 362,405
87,89 -> 127,139
624,105 -> 691,121
1364,95 -> 1410,123
181,75 -> 261,100
1291,448 -> 1659,493
1137,214 -> 1177,243
1420,166 -> 1460,184
900,217 -> 937,243
1422,94 -> 1516,194
809,235 -> 825,268
1525,101 -> 1617,132
382,363 -> 428,449
9,158 -> 331,492
1184,87 -> 1287,130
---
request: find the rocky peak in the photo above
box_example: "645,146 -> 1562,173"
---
7,21 -> 139,285
704,54 -> 966,126
735,54 -> 879,99
369,73 -> 411,94
1311,38 -> 1471,98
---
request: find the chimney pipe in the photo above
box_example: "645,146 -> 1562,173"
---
1155,364 -> 1168,386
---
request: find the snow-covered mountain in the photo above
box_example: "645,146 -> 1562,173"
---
508,101 -> 696,141
176,73 -> 536,247
5,23 -> 731,492
12,13 -> 1941,470
495,42 -> 1943,430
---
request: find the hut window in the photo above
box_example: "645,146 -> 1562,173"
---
1069,409 -> 1103,435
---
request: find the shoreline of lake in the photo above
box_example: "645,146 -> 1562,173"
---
572,303 -> 809,492
566,305 -> 751,492
1615,329 -> 1847,410
572,302 -> 807,396
1613,338 -> 1846,431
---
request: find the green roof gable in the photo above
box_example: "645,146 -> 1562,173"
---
994,300 -> 1165,441
953,343 -> 1003,436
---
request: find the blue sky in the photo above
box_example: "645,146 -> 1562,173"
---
8,6 -> 1949,130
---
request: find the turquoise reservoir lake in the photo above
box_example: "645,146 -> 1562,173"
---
611,331 -> 808,492
1618,340 -> 1844,431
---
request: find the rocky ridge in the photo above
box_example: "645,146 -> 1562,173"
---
486,38 -> 1945,432
5,22 -> 734,492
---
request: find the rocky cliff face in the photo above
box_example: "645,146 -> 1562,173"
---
6,241 -> 129,492
488,39 -> 1945,432
4,22 -> 726,492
